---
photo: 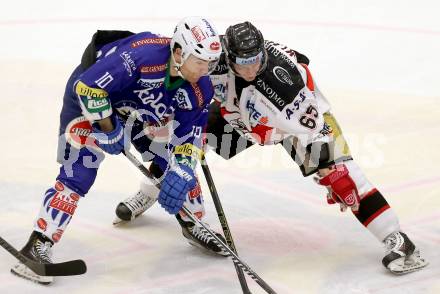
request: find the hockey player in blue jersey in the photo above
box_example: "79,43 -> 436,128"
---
11,16 -> 226,284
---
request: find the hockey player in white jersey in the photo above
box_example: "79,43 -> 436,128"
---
115,22 -> 428,275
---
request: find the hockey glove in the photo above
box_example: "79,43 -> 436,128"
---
91,115 -> 126,155
158,163 -> 196,215
317,164 -> 360,212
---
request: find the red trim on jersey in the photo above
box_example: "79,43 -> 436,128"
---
363,204 -> 390,226
191,83 -> 204,107
220,106 -> 231,117
299,63 -> 315,91
361,188 -> 379,200
251,124 -> 274,144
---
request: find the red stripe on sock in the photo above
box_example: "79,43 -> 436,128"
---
363,204 -> 390,226
361,188 -> 378,200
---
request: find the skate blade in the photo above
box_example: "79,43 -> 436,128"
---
113,198 -> 157,226
11,262 -> 54,285
112,217 -> 126,225
112,214 -> 139,225
387,256 -> 429,275
186,239 -> 230,257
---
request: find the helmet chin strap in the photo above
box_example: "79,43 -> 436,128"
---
171,52 -> 187,79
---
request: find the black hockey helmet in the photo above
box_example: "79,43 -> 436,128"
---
222,21 -> 268,75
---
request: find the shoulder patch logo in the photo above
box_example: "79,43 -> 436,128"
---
273,66 -> 294,86
174,88 -> 193,110
65,116 -> 101,152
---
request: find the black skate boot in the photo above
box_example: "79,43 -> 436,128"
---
11,231 -> 54,284
382,231 -> 428,274
176,214 -> 229,257
114,189 -> 158,225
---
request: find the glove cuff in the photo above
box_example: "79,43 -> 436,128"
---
318,164 -> 349,185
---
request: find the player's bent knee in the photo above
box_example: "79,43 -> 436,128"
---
56,163 -> 98,195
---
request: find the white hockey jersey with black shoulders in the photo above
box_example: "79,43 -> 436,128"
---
210,40 -> 332,146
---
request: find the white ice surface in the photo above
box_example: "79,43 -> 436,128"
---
0,1 -> 439,293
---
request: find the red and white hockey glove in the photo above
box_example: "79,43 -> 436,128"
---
317,164 -> 360,212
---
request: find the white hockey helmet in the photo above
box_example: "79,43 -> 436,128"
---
171,16 -> 222,75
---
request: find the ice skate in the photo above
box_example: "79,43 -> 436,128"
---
177,214 -> 229,257
10,231 -> 54,285
113,189 -> 158,225
382,231 -> 428,275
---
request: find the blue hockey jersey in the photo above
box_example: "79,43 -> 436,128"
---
69,31 -> 213,169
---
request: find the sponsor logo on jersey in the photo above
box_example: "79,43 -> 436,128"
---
135,89 -> 175,118
318,122 -> 333,138
87,98 -> 109,110
174,88 -> 192,110
273,66 -> 294,86
75,81 -> 108,99
265,41 -> 297,69
174,143 -> 203,160
65,116 -> 101,151
49,192 -> 79,216
213,62 -> 228,73
140,64 -> 167,73
131,37 -> 170,48
120,51 -> 137,76
191,83 -> 204,107
285,90 -> 307,120
255,78 -> 285,110
191,26 -> 206,42
259,116 -> 269,125
246,101 -> 269,126
137,78 -> 164,90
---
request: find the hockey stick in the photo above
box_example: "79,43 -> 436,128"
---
200,156 -> 251,294
123,150 -> 278,294
0,235 -> 87,276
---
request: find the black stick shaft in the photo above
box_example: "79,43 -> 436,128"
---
123,151 -> 277,294
201,157 -> 251,294
181,207 -> 278,294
